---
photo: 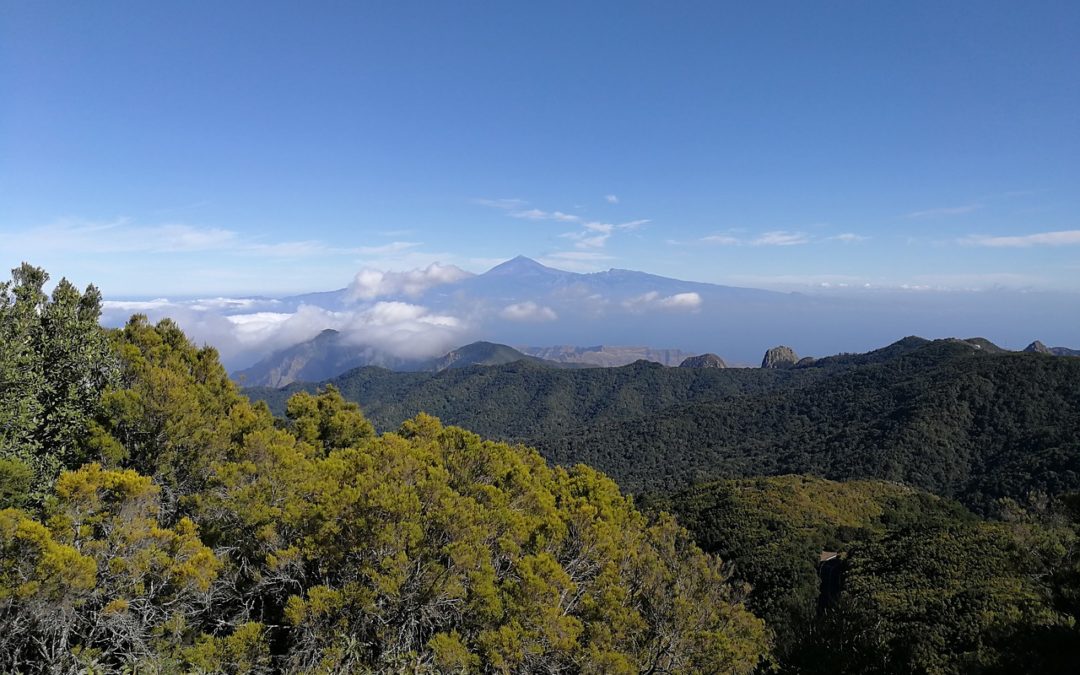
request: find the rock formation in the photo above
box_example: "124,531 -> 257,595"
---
679,353 -> 727,369
761,346 -> 799,369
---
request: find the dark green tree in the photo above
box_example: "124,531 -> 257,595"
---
0,263 -> 115,506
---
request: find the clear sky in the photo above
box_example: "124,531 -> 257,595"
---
2,1 -> 1078,296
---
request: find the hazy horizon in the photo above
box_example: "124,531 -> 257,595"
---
3,2 -> 1079,300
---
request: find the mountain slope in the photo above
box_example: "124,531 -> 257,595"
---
245,358 -> 812,441
539,339 -> 1080,510
246,337 -> 1080,511
232,329 -> 427,386
234,336 -> 575,387
428,341 -> 562,370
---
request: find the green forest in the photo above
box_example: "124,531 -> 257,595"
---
4,264 -> 1080,673
248,336 -> 1080,515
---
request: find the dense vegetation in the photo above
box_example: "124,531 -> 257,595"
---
6,264 -> 1080,672
246,360 -> 814,443
0,265 -> 768,673
650,476 -> 1080,673
543,339 -> 1080,511
248,338 -> 1080,513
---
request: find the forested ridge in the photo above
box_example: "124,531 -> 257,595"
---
648,476 -> 1080,673
245,359 -> 814,441
541,339 -> 1080,511
248,336 -> 1080,513
5,264 -> 1080,673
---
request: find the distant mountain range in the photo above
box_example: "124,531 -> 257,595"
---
233,332 -> 585,387
107,254 -> 1080,375
235,321 -> 1076,388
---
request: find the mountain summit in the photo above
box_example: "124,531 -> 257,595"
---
482,255 -> 566,278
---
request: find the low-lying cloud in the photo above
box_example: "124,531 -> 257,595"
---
347,263 -> 473,301
622,291 -> 702,312
101,295 -> 470,371
500,301 -> 558,322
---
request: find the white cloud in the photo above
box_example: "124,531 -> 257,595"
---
188,297 -> 277,310
224,311 -> 297,343
905,204 -> 981,219
701,234 -> 740,245
702,230 -> 812,246
510,209 -> 580,222
355,241 -> 422,255
605,194 -> 619,204
102,298 -> 173,311
102,295 -> 470,370
751,231 -> 810,246
474,198 -> 647,250
622,291 -> 702,312
500,301 -> 558,322
346,263 -> 473,301
659,292 -> 702,309
583,222 -> 614,234
830,233 -> 868,242
560,231 -> 612,249
339,302 -> 467,359
961,230 -> 1080,247
559,219 -> 649,249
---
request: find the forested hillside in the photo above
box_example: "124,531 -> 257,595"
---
542,339 -> 1080,511
246,360 -> 815,441
0,265 -> 769,673
647,476 -> 1080,672
6,264 -> 1080,673
248,337 -> 1080,512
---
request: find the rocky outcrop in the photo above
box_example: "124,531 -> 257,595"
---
1024,340 -> 1080,357
795,357 -> 816,368
761,346 -> 799,369
679,353 -> 727,369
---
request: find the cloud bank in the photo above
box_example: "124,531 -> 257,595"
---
347,263 -> 473,300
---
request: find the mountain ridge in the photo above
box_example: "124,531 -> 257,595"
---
244,335 -> 1080,512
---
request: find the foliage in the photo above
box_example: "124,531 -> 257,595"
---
197,413 -> 769,672
0,464 -> 220,673
0,263 -> 116,505
0,266 -> 770,672
539,339 -> 1080,512
815,521 -> 1076,674
247,358 -> 808,441
96,313 -> 274,505
655,475 -> 1080,673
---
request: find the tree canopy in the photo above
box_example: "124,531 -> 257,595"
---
0,264 -> 769,673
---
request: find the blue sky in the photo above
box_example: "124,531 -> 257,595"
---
2,1 -> 1078,296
